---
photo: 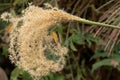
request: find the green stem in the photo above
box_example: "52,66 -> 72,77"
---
74,17 -> 120,29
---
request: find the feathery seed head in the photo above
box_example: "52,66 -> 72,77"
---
0,5 -> 79,80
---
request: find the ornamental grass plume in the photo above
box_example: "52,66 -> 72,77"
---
1,4 -> 120,80
3,5 -> 77,79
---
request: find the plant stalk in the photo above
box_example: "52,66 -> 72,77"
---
74,17 -> 120,29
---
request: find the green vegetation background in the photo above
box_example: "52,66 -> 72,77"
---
0,0 -> 120,80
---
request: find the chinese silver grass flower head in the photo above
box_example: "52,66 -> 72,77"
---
6,5 -> 78,79
1,4 -> 119,80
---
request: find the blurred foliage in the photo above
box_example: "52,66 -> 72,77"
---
0,0 -> 120,80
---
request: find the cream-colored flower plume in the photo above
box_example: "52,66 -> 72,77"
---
4,5 -> 79,80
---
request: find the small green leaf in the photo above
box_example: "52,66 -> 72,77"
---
22,71 -> 33,80
44,49 -> 59,62
90,52 -> 108,60
49,72 -> 54,80
2,46 -> 8,57
44,77 -> 49,80
55,75 -> 65,80
92,59 -> 111,72
85,34 -> 99,46
70,42 -> 77,51
72,35 -> 84,45
10,67 -> 23,80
